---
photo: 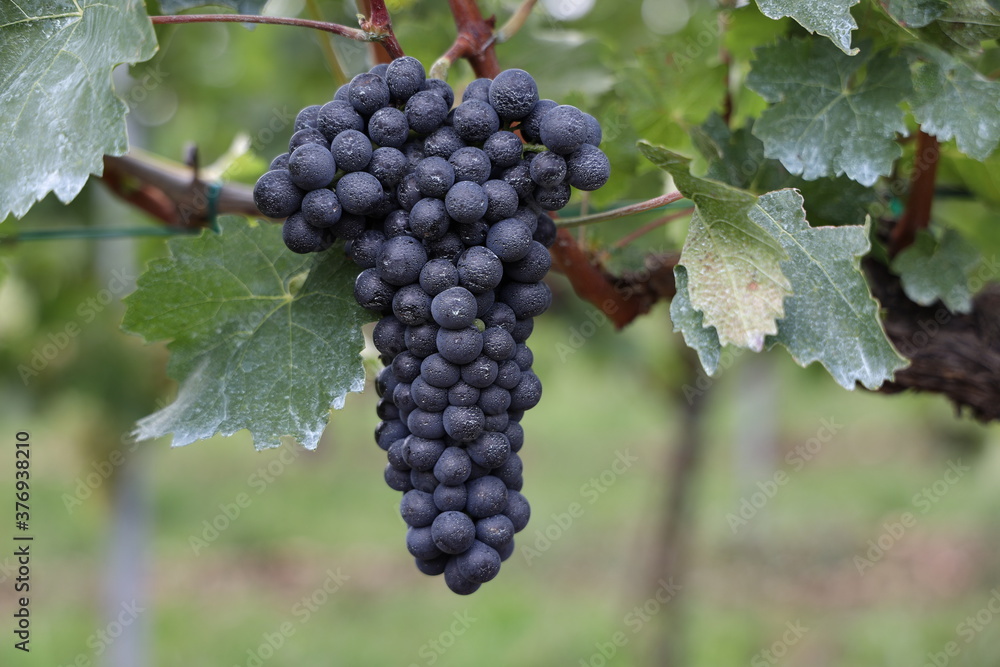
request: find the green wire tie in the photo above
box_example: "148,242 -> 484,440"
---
205,181 -> 223,233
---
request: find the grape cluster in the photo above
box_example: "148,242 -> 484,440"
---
254,58 -> 609,594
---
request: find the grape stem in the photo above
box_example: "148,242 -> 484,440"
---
493,0 -> 539,44
149,13 -> 405,59
555,192 -> 687,229
889,128 -> 939,256
613,207 -> 693,249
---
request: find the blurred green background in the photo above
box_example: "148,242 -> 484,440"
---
3,1 -> 1000,666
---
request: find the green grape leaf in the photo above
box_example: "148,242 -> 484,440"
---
882,0 -> 947,27
0,0 -> 157,221
750,190 -> 908,389
936,0 -> 1000,51
891,229 -> 981,313
639,142 -> 791,352
754,0 -> 859,55
909,46 -> 1000,161
669,265 -> 722,375
122,218 -> 368,451
693,113 -> 876,226
158,0 -> 269,14
747,38 -> 912,187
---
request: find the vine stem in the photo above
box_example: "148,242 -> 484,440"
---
149,13 -> 404,59
494,0 -> 538,43
890,129 -> 939,256
613,208 -> 693,249
555,192 -> 687,229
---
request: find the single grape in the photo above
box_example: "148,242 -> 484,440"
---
489,69 -> 539,121
253,170 -> 304,219
348,72 -> 391,116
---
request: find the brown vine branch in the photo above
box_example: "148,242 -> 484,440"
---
149,13 -> 404,59
100,151 -> 263,229
889,129 -> 939,256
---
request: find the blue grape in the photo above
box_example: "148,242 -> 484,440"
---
400,489 -> 439,527
534,212 -> 557,248
368,147 -> 408,188
386,55 -> 426,103
317,100 -> 364,140
505,490 -> 531,532
407,526 -> 443,560
475,515 -> 515,551
332,213 -> 365,241
534,182 -> 571,211
461,355 -> 499,389
433,483 -> 468,512
442,405 -> 485,442
294,104 -> 322,131
486,218 -> 532,262
445,181 -> 488,224
383,208 -> 412,238
420,353 -> 461,388
489,69 -> 539,121
409,197 -> 450,241
444,557 -> 480,595
504,422 -> 524,453
467,431 -> 510,469
354,268 -> 395,311
495,359 -> 522,391
420,78 -> 455,108
457,246 -> 503,293
349,229 -> 385,268
348,72 -> 390,116
373,315 -> 406,357
432,511 -> 476,554
405,323 -> 440,358
331,129 -> 373,172
411,375 -> 449,412
540,104 -> 589,155
385,465 -> 413,492
500,281 -> 552,318
456,540 -> 502,584
424,126 -> 467,159
392,283 -> 432,326
483,411 -> 509,432
482,326 -> 516,362
501,159 -> 535,199
282,213 -> 328,254
403,435 -> 446,472
426,232 -> 465,262
448,381 -> 481,407
253,170 -> 304,219
391,351 -> 422,383
436,326 -> 484,365
300,188 -> 342,228
482,179 -> 519,222
477,384 -> 512,416
434,446 -> 473,485
396,173 -> 423,211
410,468 -> 439,493
483,131 -> 523,170
431,286 -> 478,329
336,171 -> 383,215
566,143 -> 611,191
407,408 -> 446,439
452,100 -> 500,143
462,77 -> 493,103
288,128 -> 327,152
519,98 -> 557,144
419,258 -> 459,296
376,419 -> 409,451
377,235 -> 427,286
509,370 -> 542,411
368,107 -> 410,148
449,147 -> 492,185
268,153 -> 289,171
528,151 -> 566,188
505,241 -> 551,283
405,90 -> 450,135
466,476 -> 508,519
415,156 -> 456,198
481,302 -> 517,333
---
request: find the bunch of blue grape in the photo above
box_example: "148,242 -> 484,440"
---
254,58 -> 609,594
